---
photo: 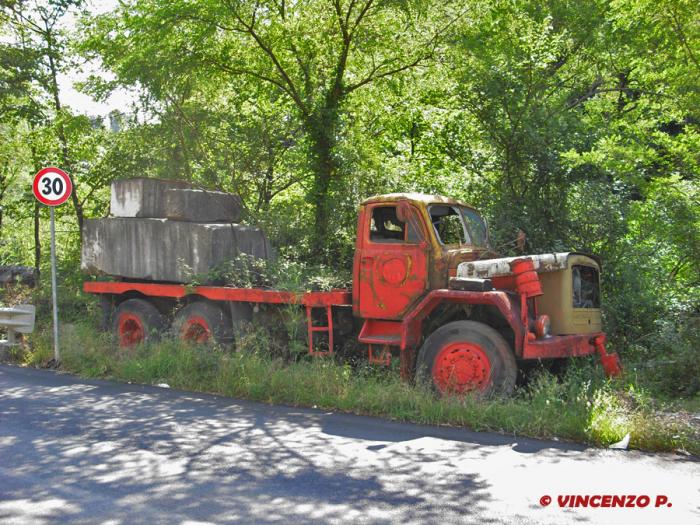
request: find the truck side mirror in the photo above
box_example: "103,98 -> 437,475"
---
516,229 -> 527,252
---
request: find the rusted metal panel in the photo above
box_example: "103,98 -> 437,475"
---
353,196 -> 496,320
358,319 -> 402,345
522,333 -> 601,359
522,332 -> 622,378
457,252 -> 574,280
399,289 -> 524,353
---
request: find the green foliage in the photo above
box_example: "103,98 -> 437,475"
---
627,317 -> 700,398
77,0 -> 453,255
188,253 -> 352,292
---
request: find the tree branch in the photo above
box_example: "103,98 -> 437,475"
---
345,2 -> 465,94
225,1 -> 310,117
345,54 -> 425,94
349,0 -> 374,37
333,0 -> 349,43
207,58 -> 294,99
666,8 -> 699,70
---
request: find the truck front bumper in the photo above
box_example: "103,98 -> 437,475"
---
522,332 -> 622,377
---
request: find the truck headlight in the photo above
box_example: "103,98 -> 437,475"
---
535,315 -> 551,339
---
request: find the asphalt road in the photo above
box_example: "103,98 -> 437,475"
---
0,364 -> 698,525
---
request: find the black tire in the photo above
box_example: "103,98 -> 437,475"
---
113,298 -> 165,348
172,301 -> 232,345
416,320 -> 517,397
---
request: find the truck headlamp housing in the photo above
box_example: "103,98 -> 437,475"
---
535,314 -> 551,339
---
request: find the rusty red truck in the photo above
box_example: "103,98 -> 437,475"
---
83,182 -> 621,396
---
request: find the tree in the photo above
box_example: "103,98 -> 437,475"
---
436,0 -> 616,249
81,0 -> 453,256
2,0 -> 88,234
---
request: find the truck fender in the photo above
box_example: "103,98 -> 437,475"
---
400,289 -> 524,355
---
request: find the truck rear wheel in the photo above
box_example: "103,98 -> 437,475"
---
113,298 -> 165,348
172,301 -> 232,345
417,320 -> 517,397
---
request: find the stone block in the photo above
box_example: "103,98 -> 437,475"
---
110,178 -> 192,218
164,188 -> 242,222
81,218 -> 271,283
111,178 -> 243,222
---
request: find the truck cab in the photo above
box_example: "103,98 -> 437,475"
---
353,194 -> 501,319
352,194 -> 621,396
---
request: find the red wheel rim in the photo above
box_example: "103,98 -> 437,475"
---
432,342 -> 492,394
180,316 -> 211,344
118,313 -> 145,347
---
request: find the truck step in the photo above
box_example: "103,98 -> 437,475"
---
358,319 -> 401,346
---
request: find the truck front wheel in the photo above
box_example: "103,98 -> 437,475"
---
172,301 -> 232,345
113,298 -> 165,348
417,320 -> 517,397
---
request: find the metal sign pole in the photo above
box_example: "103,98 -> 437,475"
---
50,206 -> 60,363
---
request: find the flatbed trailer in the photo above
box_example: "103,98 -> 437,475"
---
84,280 -> 352,355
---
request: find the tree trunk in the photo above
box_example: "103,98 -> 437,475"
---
307,118 -> 336,258
34,200 -> 41,279
29,139 -> 42,279
259,165 -> 275,212
46,35 -> 84,236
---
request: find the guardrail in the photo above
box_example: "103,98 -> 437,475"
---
0,304 -> 36,347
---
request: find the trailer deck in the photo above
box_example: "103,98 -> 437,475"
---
84,281 -> 351,307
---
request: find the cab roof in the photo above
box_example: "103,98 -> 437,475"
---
361,193 -> 477,210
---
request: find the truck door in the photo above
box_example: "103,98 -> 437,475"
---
357,202 -> 428,320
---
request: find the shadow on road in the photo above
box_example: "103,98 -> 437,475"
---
3,365 -> 696,524
0,365 -> 503,523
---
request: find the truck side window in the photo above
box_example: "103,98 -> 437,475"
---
369,206 -> 421,243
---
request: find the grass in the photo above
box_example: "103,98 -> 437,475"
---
13,322 -> 700,457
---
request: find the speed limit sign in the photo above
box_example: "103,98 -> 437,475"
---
32,167 -> 72,206
33,166 -> 73,366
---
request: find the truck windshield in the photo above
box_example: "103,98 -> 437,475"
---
460,207 -> 490,248
572,265 -> 600,308
429,204 -> 490,248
